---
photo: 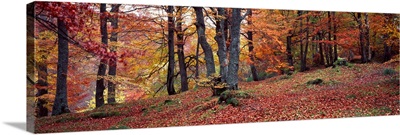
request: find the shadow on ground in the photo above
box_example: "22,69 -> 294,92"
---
4,122 -> 27,132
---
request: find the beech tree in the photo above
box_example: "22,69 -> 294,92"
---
246,9 -> 259,81
227,8 -> 249,90
52,18 -> 71,116
107,4 -> 121,104
95,3 -> 108,108
166,6 -> 176,95
194,7 -> 216,77
176,6 -> 189,92
215,8 -> 228,83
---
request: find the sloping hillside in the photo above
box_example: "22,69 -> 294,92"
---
35,63 -> 399,133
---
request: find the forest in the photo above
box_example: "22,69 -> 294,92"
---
27,2 -> 399,133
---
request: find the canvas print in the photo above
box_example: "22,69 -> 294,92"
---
26,1 -> 399,133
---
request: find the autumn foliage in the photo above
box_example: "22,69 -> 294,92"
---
27,1 -> 399,133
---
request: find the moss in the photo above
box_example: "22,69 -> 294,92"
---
55,116 -> 81,123
109,125 -> 130,130
89,111 -> 121,119
306,78 -> 323,85
279,75 -> 292,80
345,94 -> 356,99
235,91 -> 251,98
226,98 -> 239,107
383,68 -> 397,75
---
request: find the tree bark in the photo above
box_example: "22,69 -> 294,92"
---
364,13 -> 371,62
227,8 -> 241,90
383,34 -> 391,61
318,31 -> 325,65
36,61 -> 48,117
215,8 -> 228,83
52,18 -> 71,116
357,13 -> 367,63
298,11 -> 307,72
301,15 -> 310,72
247,10 -> 259,81
194,7 -> 216,77
286,35 -> 294,67
166,6 -> 176,95
107,4 -> 120,104
95,3 -> 108,108
333,12 -> 338,62
176,7 -> 189,92
327,12 -> 333,66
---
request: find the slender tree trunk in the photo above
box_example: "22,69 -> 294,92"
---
383,34 -> 391,61
52,18 -> 71,116
36,61 -> 48,117
227,8 -> 241,90
364,13 -> 371,62
194,7 -> 216,77
215,8 -> 228,82
382,15 -> 392,62
357,13 -> 367,63
333,12 -> 338,62
176,7 -> 188,92
328,12 -> 333,66
95,3 -> 108,108
166,6 -> 176,95
318,31 -> 325,65
224,9 -> 230,46
287,35 -> 294,67
107,4 -> 120,104
325,38 -> 331,67
301,16 -> 310,71
247,10 -> 259,81
298,11 -> 307,72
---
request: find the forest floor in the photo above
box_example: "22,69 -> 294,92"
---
35,62 -> 400,133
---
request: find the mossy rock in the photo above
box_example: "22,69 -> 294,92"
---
383,68 -> 397,75
226,97 -> 239,107
218,91 -> 241,107
333,57 -> 349,66
163,99 -> 181,105
235,91 -> 251,98
307,78 -> 323,85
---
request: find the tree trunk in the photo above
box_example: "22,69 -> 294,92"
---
52,18 -> 71,116
107,4 -> 120,104
176,7 -> 189,92
95,3 -> 108,108
318,31 -> 325,65
247,10 -> 259,81
333,12 -> 338,62
224,9 -> 230,46
383,34 -> 391,61
215,8 -> 228,83
166,6 -> 176,95
301,16 -> 310,72
298,11 -> 307,72
327,12 -> 333,66
287,35 -> 294,67
357,13 -> 367,63
324,39 -> 331,67
194,7 -> 216,77
364,13 -> 371,62
227,8 -> 241,90
36,61 -> 48,117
